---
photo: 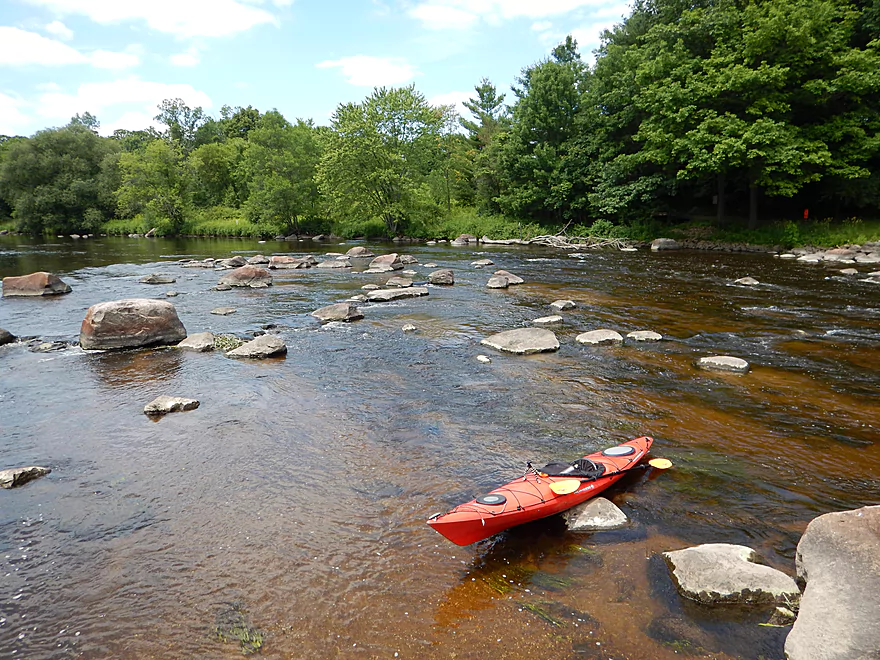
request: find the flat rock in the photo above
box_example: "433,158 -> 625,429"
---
854,252 -> 880,263
532,315 -> 564,326
563,497 -> 628,530
345,246 -> 375,258
785,505 -> 880,660
487,275 -> 509,289
177,332 -> 214,352
385,276 -> 413,288
839,268 -> 859,276
493,269 -> 524,285
211,307 -> 237,316
226,334 -> 287,359
213,283 -> 232,291
143,395 -> 200,415
315,259 -> 351,269
247,254 -> 270,264
2,272 -> 72,297
366,287 -> 429,302
216,256 -> 248,268
269,255 -> 310,269
402,324 -> 417,332
664,543 -> 800,605
797,254 -> 823,263
165,291 -> 178,297
140,274 -> 176,284
429,269 -> 454,285
576,329 -> 624,345
627,330 -> 662,342
80,298 -> 187,350
361,284 -> 380,291
310,302 -> 364,323
476,355 -> 492,363
698,355 -> 750,373
218,266 -> 272,288
734,277 -> 759,285
0,328 -> 16,346
550,299 -> 576,311
651,238 -> 680,251
779,253 -> 798,259
480,328 -> 559,354
471,258 -> 494,268
0,466 -> 51,489
398,254 -> 418,265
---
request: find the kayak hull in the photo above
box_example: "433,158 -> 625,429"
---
427,436 -> 652,546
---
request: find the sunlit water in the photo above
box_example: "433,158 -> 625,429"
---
0,236 -> 877,659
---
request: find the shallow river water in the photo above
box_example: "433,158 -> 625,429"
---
0,236 -> 878,659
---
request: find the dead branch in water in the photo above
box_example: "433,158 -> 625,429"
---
528,234 -> 634,250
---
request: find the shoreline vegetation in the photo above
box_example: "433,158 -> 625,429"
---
3,0 -> 880,252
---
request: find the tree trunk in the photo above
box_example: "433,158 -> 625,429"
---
717,172 -> 726,227
748,180 -> 759,230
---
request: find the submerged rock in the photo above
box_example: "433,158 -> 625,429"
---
563,497 -> 628,530
177,332 -> 215,352
80,299 -> 187,350
310,302 -> 363,323
785,505 -> 880,660
550,299 -> 576,311
143,396 -> 200,415
697,355 -> 750,373
2,272 -> 72,297
0,466 -> 51,489
218,266 -> 272,288
139,273 -> 176,285
576,329 -> 624,345
663,543 -> 800,606
480,328 -> 559,354
226,334 -> 287,359
429,269 -> 454,285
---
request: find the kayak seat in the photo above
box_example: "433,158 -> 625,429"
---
541,458 -> 606,480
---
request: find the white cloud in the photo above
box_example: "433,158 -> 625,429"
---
316,55 -> 418,87
0,26 -> 86,66
35,78 -> 212,134
44,19 -> 73,40
35,82 -> 62,91
0,93 -> 32,135
409,4 -> 479,30
531,20 -> 552,32
90,50 -> 140,69
24,0 -> 276,38
407,0 -> 629,28
170,47 -> 200,67
101,110 -> 162,134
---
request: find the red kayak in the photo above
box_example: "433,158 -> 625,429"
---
427,436 -> 653,546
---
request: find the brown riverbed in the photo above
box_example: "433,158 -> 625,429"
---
0,236 -> 878,659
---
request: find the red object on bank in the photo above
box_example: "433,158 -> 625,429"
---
804,209 -> 809,219
427,436 -> 653,546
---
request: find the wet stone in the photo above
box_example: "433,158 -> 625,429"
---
429,269 -> 454,285
532,315 -> 564,327
734,277 -> 759,286
698,355 -> 750,373
627,330 -> 662,342
563,497 -> 628,530
211,307 -> 237,316
493,269 -> 524,285
0,328 -> 15,346
487,275 -> 509,289
177,332 -> 214,352
226,334 -> 287,359
310,303 -> 363,323
0,466 -> 51,489
550,299 -> 576,311
480,328 -> 559,354
576,329 -> 624,345
140,273 -> 176,285
144,396 -> 200,415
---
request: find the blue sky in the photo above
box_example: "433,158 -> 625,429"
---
0,0 -> 632,137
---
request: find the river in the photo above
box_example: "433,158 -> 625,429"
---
0,236 -> 878,659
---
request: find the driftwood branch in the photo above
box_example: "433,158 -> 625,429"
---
528,234 -> 634,250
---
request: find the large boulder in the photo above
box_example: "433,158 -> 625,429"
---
785,505 -> 880,660
310,303 -> 364,323
226,334 -> 287,359
80,299 -> 187,350
368,253 -> 403,272
366,287 -> 429,302
429,269 -> 454,285
2,272 -> 71,297
480,328 -> 559,354
651,238 -> 681,251
663,543 -> 800,606
0,466 -> 51,489
218,266 -> 272,287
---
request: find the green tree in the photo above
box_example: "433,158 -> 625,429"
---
116,139 -> 191,232
238,111 -> 322,235
190,139 -> 247,208
0,120 -> 120,234
317,85 -> 445,236
154,98 -> 207,153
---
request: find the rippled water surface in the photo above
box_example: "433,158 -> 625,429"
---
1,236 -> 878,659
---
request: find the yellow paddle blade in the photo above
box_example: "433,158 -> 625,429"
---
648,458 -> 673,470
549,479 -> 581,495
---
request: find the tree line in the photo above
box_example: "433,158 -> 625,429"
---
1,0 -> 879,240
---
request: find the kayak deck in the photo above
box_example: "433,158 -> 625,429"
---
427,436 -> 653,546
